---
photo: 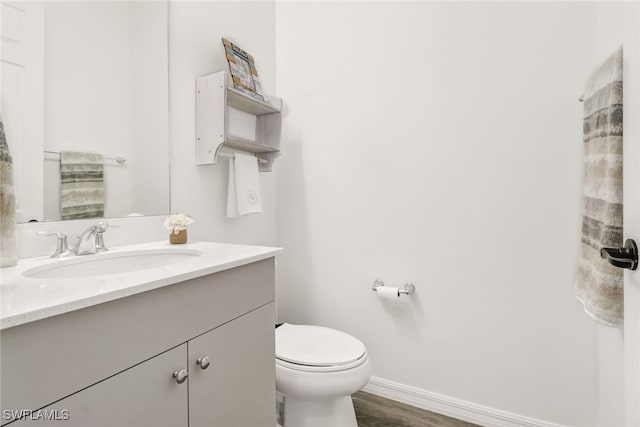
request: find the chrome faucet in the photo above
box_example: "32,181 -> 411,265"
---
72,221 -> 109,255
37,221 -> 111,258
36,231 -> 72,258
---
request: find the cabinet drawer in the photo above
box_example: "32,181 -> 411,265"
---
1,258 -> 275,422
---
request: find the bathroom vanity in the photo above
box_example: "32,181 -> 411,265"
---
0,241 -> 281,426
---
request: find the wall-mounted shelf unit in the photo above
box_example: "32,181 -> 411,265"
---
196,71 -> 282,172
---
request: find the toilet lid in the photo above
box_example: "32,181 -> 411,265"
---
275,324 -> 366,367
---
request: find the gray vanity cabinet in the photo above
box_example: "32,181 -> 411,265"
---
2,258 -> 276,427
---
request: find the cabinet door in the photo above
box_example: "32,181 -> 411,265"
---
189,303 -> 275,427
11,344 -> 189,427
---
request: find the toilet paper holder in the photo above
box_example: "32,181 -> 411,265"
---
372,279 -> 415,296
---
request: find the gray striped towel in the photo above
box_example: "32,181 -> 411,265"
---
0,113 -> 18,267
60,151 -> 105,220
576,46 -> 623,328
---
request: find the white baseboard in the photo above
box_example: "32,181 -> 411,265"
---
362,376 -> 566,427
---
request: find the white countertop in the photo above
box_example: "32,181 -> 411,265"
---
0,241 -> 282,330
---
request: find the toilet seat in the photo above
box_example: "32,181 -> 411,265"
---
276,324 -> 367,372
276,352 -> 368,373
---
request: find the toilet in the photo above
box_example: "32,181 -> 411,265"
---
275,323 -> 372,427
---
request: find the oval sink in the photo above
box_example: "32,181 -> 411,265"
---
23,249 -> 202,280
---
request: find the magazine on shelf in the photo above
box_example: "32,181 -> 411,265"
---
222,37 -> 265,102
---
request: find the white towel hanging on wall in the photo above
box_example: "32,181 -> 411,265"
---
227,152 -> 263,218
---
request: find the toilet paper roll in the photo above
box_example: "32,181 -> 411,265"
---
377,286 -> 400,300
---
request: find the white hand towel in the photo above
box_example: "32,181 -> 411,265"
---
227,153 -> 263,218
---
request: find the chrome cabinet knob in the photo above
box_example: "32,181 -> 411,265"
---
196,356 -> 211,370
172,369 -> 188,384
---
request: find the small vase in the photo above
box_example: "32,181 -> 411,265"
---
170,229 -> 187,244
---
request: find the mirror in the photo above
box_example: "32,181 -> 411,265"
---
0,1 -> 170,223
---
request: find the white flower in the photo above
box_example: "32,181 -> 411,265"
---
164,213 -> 194,234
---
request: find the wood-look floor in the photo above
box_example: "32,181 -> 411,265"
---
352,391 -> 480,427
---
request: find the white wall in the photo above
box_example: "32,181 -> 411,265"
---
168,1 -> 278,246
275,2 -> 600,425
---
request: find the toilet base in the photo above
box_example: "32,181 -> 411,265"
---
281,394 -> 358,427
